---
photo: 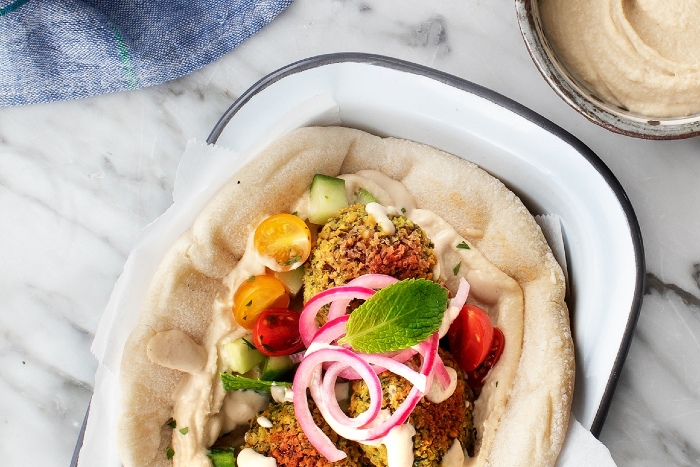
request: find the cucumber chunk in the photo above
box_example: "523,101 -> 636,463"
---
308,174 -> 348,224
260,355 -> 297,381
223,338 -> 266,374
208,448 -> 236,467
356,187 -> 378,205
274,266 -> 305,297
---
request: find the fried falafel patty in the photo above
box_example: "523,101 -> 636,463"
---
303,205 -> 437,303
348,349 -> 476,467
244,401 -> 368,466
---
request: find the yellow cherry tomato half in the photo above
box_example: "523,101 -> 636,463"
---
254,213 -> 311,272
233,275 -> 291,329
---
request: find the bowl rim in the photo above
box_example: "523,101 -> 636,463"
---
515,0 -> 700,140
207,52 -> 646,437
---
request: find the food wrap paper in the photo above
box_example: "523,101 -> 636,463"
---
78,95 -> 615,466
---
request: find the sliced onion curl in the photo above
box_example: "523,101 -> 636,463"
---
292,273 -> 469,461
439,277 -> 471,337
299,286 -> 375,347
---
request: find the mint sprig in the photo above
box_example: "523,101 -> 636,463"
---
338,278 -> 448,353
220,373 -> 291,393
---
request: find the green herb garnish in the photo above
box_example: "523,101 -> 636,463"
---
208,447 -> 236,467
453,262 -> 462,275
245,300 -> 252,307
167,419 -> 177,429
247,275 -> 255,282
166,446 -> 175,460
337,278 -> 448,353
284,255 -> 302,266
220,373 -> 292,393
179,427 -> 189,435
241,338 -> 256,350
457,241 -> 470,250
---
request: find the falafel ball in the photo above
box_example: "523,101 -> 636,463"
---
303,205 -> 437,303
243,401 -> 368,466
348,349 -> 476,466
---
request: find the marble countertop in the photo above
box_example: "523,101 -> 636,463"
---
2,1 -> 699,465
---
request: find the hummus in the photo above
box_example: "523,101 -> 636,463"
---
539,0 -> 700,117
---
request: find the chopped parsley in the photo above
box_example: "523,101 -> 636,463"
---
167,419 -> 177,429
179,427 -> 189,435
457,241 -> 470,250
166,446 -> 175,460
453,262 -> 462,275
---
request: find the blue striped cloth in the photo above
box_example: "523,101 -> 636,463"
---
0,0 -> 293,106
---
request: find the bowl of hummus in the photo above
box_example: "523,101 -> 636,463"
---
516,0 -> 700,139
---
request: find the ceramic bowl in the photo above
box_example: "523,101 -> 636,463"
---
515,0 -> 700,139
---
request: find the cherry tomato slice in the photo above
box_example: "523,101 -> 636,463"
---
467,327 -> 505,388
252,308 -> 304,357
254,213 -> 311,272
233,275 -> 290,329
448,304 -> 495,373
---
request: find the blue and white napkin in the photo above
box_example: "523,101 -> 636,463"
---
0,0 -> 293,106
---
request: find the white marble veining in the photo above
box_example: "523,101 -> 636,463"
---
0,0 -> 699,466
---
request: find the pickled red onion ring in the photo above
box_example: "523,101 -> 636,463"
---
346,274 -> 400,289
293,347 -> 380,461
293,274 -> 470,460
299,286 -> 375,347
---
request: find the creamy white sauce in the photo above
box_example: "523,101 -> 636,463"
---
426,367 -> 458,404
440,440 -> 465,467
237,447 -> 277,467
270,385 -> 295,403
339,174 -> 394,206
383,423 -> 416,467
354,170 -> 417,214
257,416 -> 273,428
146,329 -> 207,374
365,202 -> 400,234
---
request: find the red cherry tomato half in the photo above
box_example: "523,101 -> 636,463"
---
252,308 -> 304,357
467,327 -> 505,388
447,304 -> 495,373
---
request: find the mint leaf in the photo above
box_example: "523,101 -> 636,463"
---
220,373 -> 291,393
208,447 -> 236,467
338,278 -> 448,353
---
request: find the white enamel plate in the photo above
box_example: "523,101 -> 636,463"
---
208,53 -> 645,436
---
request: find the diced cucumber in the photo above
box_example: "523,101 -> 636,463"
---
274,266 -> 305,297
308,174 -> 348,224
208,448 -> 236,467
355,187 -> 378,205
223,338 -> 266,374
260,355 -> 297,381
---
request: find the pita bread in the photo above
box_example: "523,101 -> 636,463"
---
118,126 -> 574,466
